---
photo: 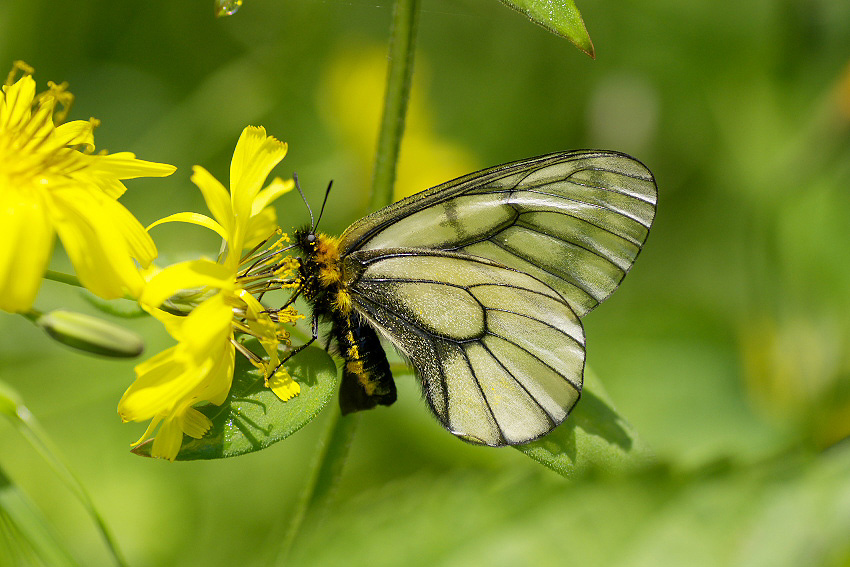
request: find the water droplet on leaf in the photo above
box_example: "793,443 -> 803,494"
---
215,0 -> 243,17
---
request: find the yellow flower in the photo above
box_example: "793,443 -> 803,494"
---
119,286 -> 235,460
155,126 -> 295,269
0,63 -> 176,312
119,126 -> 301,460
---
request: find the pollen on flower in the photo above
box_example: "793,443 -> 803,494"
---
275,255 -> 300,279
273,305 -> 303,345
40,81 -> 76,124
5,60 -> 34,85
270,229 -> 291,247
230,228 -> 303,359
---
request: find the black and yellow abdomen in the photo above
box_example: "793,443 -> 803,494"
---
333,310 -> 396,414
294,228 -> 397,414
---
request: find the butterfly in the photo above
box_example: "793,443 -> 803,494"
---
288,151 -> 657,446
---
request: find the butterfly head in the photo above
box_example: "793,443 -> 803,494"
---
294,226 -> 320,259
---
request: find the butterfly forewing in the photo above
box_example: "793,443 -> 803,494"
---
339,151 -> 657,317
342,249 -> 585,446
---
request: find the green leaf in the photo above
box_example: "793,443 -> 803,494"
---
0,466 -> 77,567
133,345 -> 338,460
498,0 -> 595,57
515,369 -> 653,477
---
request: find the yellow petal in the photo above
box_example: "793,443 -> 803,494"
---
181,407 -> 213,439
140,260 -> 233,308
238,290 -> 280,371
50,186 -> 145,299
0,75 -> 36,128
0,187 -> 54,312
230,126 -> 287,221
23,101 -> 56,150
150,417 -> 185,461
53,119 -> 96,149
268,369 -> 301,402
122,355 -> 216,422
86,174 -> 127,200
129,416 -> 162,443
77,152 -> 176,199
148,211 -> 229,243
180,294 -> 233,355
198,342 -> 236,406
120,297 -> 233,426
119,346 -> 189,421
190,166 -> 234,235
240,290 -> 278,342
87,151 -> 177,179
130,344 -> 181,380
242,207 -> 277,250
251,177 -> 295,216
101,196 -> 157,268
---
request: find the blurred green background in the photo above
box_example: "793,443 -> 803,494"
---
2,0 -> 850,565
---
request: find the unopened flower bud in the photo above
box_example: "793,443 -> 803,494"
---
36,310 -> 144,358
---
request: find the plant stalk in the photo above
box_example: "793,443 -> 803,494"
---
369,0 -> 422,211
43,270 -> 82,288
278,0 -> 421,560
277,412 -> 359,564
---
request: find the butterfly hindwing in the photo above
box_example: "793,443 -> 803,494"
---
340,248 -> 585,446
339,151 -> 657,317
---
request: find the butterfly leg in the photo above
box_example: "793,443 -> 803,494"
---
273,310 -> 319,373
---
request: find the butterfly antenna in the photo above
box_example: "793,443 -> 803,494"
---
294,172 -> 315,230
314,180 -> 333,231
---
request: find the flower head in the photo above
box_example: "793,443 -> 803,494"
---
0,62 -> 176,312
119,126 -> 301,460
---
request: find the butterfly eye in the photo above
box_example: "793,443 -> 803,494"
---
305,233 -> 317,244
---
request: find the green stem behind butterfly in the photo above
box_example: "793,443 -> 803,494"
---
277,412 -> 360,565
280,0 -> 421,560
369,0 -> 421,212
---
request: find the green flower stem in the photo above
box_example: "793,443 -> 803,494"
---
19,309 -> 42,323
278,412 -> 360,564
43,270 -> 82,288
0,384 -> 127,566
369,0 -> 422,211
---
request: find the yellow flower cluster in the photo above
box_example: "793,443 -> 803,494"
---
1,64 -> 305,461
119,127 -> 303,460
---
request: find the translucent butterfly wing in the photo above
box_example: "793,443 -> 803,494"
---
342,249 -> 585,446
339,151 -> 657,317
